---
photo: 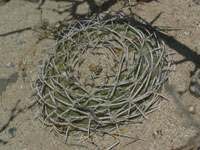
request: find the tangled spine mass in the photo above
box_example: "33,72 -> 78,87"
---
33,16 -> 172,141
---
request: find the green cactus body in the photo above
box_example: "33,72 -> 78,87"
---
33,16 -> 172,141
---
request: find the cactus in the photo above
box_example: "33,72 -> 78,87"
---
32,16 -> 172,142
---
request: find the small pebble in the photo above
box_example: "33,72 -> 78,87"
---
189,105 -> 196,114
8,127 -> 17,138
184,31 -> 192,35
190,77 -> 197,84
189,77 -> 200,98
189,84 -> 200,97
5,62 -> 14,68
22,71 -> 27,83
16,38 -> 25,46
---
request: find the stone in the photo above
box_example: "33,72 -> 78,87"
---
5,62 -> 14,68
8,127 -> 17,138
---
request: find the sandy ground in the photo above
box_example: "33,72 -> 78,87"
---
0,0 -> 200,150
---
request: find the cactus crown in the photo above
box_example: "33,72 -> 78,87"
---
33,15 -> 172,142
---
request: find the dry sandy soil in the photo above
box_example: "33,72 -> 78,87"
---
0,0 -> 200,150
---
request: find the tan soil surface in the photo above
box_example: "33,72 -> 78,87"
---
0,0 -> 200,150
